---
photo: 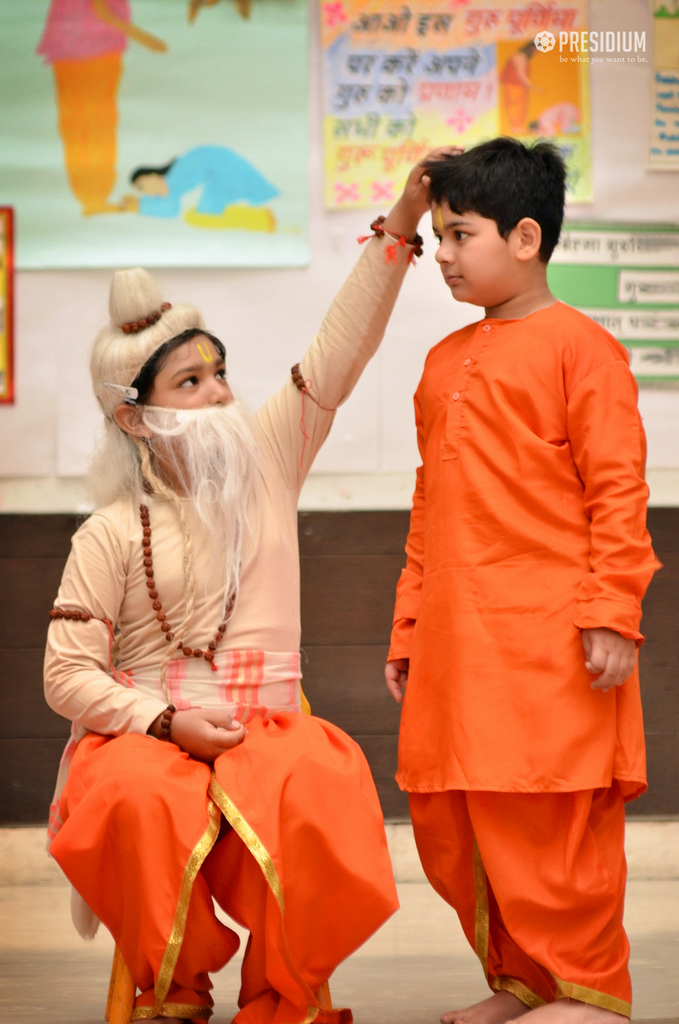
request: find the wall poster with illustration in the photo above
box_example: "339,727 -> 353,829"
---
321,0 -> 591,208
0,0 -> 309,268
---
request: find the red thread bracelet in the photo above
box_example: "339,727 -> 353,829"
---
358,216 -> 423,264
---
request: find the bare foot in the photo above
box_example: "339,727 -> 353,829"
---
507,999 -> 629,1024
442,990 -> 530,1024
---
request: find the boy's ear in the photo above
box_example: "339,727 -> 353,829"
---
114,403 -> 153,439
512,217 -> 543,262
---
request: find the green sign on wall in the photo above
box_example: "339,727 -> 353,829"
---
548,224 -> 679,384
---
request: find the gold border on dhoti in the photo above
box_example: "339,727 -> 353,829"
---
473,837 -> 544,1011
133,1003 -> 212,1020
208,775 -> 285,912
553,976 -> 631,1018
472,836 -> 490,979
492,976 -> 545,1009
209,775 -> 324,1023
132,797 -> 221,1020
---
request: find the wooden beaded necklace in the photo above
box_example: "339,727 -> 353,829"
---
49,504 -> 235,677
139,503 -> 233,672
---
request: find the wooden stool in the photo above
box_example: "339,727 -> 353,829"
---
105,945 -> 135,1023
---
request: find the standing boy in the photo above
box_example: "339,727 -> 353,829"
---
386,139 -> 659,1024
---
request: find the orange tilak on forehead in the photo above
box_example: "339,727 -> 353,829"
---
195,338 -> 214,363
433,206 -> 445,232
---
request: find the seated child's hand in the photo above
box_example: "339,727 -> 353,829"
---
385,658 -> 409,703
581,627 -> 636,693
169,707 -> 247,762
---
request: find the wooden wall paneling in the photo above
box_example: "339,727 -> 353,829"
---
0,559 -> 69,648
299,512 -> 410,821
0,514 -> 79,558
298,510 -> 410,556
0,650 -> 71,739
629,509 -> 679,816
300,554 -> 406,646
0,738 -> 66,824
0,510 -> 677,823
301,645 -> 401,736
350,735 -> 409,819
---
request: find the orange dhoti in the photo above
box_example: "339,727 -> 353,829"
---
51,713 -> 398,1023
409,785 -> 631,1018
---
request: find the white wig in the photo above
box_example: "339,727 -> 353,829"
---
89,268 -> 208,507
91,267 -> 206,420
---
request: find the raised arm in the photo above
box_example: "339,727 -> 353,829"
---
256,148 -> 462,490
44,514 -> 167,736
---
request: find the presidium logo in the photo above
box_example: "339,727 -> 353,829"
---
534,31 -> 556,53
533,29 -> 648,63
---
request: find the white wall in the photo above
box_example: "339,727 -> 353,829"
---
1,0 -> 678,512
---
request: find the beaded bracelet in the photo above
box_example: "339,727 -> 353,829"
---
358,215 -> 424,264
49,607 -> 177,742
49,608 -> 93,622
156,704 -> 177,741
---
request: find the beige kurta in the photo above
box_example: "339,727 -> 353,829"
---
44,234 -> 413,744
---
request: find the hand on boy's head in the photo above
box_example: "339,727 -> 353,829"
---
384,147 -> 463,239
385,658 -> 409,703
581,627 -> 636,692
409,147 -> 464,207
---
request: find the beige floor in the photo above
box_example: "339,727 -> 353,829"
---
1,881 -> 677,1024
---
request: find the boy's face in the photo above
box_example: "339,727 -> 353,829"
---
432,202 -> 536,308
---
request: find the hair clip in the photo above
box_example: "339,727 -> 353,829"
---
104,382 -> 138,405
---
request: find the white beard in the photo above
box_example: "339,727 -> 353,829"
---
142,402 -> 261,612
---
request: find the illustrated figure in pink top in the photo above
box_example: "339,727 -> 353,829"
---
36,0 -> 166,215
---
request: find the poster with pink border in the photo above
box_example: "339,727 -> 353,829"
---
320,0 -> 592,208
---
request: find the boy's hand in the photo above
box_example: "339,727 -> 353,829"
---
168,707 -> 247,762
385,658 -> 409,703
383,146 -> 464,240
582,627 -> 636,693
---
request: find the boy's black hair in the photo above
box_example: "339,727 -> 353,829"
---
131,328 -> 226,405
426,137 -> 566,262
130,160 -> 176,185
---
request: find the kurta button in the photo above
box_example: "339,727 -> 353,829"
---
464,358 -> 471,366
452,392 -> 460,400
482,324 -> 491,332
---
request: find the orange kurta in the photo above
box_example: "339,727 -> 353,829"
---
389,301 -> 658,797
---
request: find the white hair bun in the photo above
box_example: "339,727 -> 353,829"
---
109,267 -> 165,330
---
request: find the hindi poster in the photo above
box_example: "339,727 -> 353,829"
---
321,0 -> 591,208
0,0 -> 309,269
549,223 -> 679,384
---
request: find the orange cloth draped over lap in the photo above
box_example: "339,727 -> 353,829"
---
410,784 -> 632,1018
389,302 -> 659,800
51,714 -> 397,1024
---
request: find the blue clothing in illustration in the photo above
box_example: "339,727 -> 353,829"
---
138,146 -> 279,218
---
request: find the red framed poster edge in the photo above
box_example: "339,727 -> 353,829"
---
0,206 -> 14,405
